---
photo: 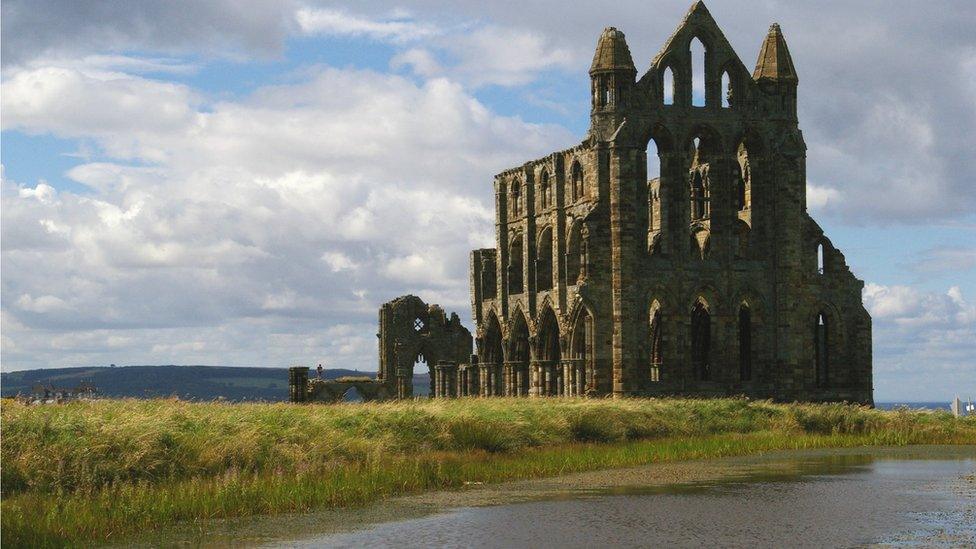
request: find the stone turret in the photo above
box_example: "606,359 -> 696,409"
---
590,27 -> 636,132
754,23 -> 798,117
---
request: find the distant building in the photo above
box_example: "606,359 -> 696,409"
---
23,381 -> 98,404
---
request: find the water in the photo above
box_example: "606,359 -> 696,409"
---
146,446 -> 975,548
876,402 -> 953,411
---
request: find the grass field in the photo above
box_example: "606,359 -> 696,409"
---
3,397 -> 974,547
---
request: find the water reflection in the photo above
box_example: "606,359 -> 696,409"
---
139,446 -> 975,548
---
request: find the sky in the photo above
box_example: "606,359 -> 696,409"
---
1,0 -> 974,401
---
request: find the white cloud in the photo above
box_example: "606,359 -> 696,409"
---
806,183 -> 840,211
391,48 -> 443,78
0,60 -> 570,371
322,251 -> 358,272
863,282 -> 976,400
296,8 -> 437,43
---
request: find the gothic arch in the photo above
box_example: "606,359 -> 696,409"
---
536,226 -> 554,291
690,296 -> 713,382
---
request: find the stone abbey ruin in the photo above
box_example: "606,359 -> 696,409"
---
290,1 -> 873,405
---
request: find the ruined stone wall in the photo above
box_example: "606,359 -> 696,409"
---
469,2 -> 872,405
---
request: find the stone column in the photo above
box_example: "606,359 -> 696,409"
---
530,360 -> 543,396
397,367 -> 413,399
288,366 -> 309,403
433,364 -> 443,398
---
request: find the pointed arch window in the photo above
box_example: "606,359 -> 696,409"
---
510,180 -> 522,217
691,300 -> 711,381
536,227 -> 553,291
690,171 -> 709,220
571,161 -> 584,201
721,70 -> 732,108
690,37 -> 705,107
540,170 -> 552,209
663,66 -> 675,106
508,234 -> 524,294
815,312 -> 829,387
817,243 -> 825,274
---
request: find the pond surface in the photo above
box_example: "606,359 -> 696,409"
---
146,446 -> 975,548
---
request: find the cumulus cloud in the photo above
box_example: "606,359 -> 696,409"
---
0,59 -> 569,371
806,183 -> 841,211
863,283 -> 976,400
296,7 -> 438,43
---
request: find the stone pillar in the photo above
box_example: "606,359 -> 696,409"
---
479,364 -> 490,396
576,360 -> 586,396
530,360 -> 543,396
397,367 -> 413,399
433,364 -> 443,398
289,366 -> 309,403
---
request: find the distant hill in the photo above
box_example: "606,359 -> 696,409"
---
0,365 -> 432,401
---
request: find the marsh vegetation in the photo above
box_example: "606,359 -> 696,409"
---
2,397 -> 974,547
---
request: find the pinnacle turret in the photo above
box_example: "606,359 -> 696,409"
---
753,23 -> 798,82
590,27 -> 636,75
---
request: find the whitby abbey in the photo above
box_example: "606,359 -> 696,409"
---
290,2 -> 873,406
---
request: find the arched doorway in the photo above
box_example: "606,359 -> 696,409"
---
570,306 -> 594,396
509,312 -> 530,396
537,308 -> 561,396
691,300 -> 711,381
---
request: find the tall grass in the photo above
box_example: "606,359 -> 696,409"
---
2,397 -> 974,547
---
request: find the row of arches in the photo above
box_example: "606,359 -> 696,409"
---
647,127 -> 759,259
477,296 -> 837,397
659,36 -> 739,109
506,220 -> 589,295
507,161 -> 588,219
648,298 -> 834,387
479,305 -> 595,397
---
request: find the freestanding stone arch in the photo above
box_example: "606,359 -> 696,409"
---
378,295 -> 473,399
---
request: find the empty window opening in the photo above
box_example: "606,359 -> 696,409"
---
691,38 -> 706,107
691,171 -> 708,220
815,312 -> 829,387
650,307 -> 663,382
691,300 -> 711,380
734,163 -> 746,210
565,222 -> 582,286
511,181 -> 521,217
413,317 -> 425,332
646,139 -> 660,181
536,228 -> 553,291
508,234 -> 524,294
571,161 -> 584,201
721,71 -> 732,108
738,305 -> 752,381
415,353 -> 431,396
817,243 -> 825,274
540,170 -> 551,209
663,67 -> 675,105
